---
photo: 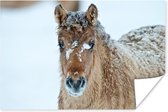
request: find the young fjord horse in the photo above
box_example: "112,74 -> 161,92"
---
54,4 -> 165,109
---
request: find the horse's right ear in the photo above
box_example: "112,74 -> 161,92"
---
54,4 -> 67,25
86,4 -> 98,25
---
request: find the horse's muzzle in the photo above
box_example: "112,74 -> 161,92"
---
65,76 -> 87,97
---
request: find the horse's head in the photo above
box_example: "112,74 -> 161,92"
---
54,4 -> 98,97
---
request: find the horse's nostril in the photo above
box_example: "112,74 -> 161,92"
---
77,76 -> 86,88
66,76 -> 73,88
80,79 -> 85,88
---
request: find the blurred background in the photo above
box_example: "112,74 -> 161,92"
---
0,0 -> 165,109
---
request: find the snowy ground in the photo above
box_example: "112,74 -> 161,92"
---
0,0 -> 165,109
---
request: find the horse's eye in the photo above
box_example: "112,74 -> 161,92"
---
89,39 -> 95,49
58,39 -> 65,49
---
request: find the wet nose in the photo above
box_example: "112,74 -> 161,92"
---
66,76 -> 86,91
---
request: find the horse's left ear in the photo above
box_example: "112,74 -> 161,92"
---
86,4 -> 98,25
54,4 -> 67,25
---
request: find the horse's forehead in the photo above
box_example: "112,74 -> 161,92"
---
59,28 -> 94,42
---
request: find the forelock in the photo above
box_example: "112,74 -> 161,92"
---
59,11 -> 91,31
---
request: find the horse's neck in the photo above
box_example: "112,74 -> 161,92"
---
91,37 -> 112,93
97,37 -> 112,66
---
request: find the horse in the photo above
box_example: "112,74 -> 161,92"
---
54,4 -> 165,109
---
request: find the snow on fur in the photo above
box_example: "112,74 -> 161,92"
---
55,4 -> 165,109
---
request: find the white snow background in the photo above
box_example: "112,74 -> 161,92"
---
0,0 -> 165,109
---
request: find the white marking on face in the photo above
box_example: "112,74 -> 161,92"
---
76,53 -> 82,62
78,56 -> 82,62
80,43 -> 91,53
83,43 -> 91,49
76,43 -> 91,62
66,42 -> 91,61
65,41 -> 79,60
71,41 -> 78,48
66,48 -> 73,60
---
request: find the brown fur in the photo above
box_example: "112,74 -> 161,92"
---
58,32 -> 137,109
54,4 -> 165,109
